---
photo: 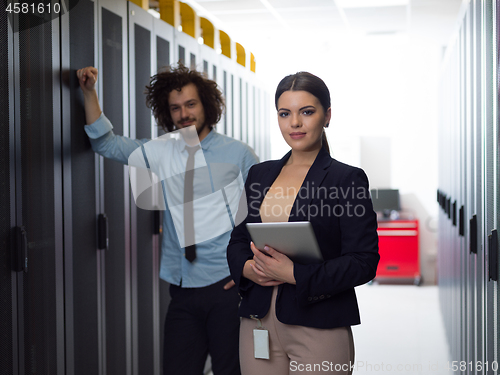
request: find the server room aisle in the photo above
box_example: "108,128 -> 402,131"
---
353,284 -> 452,375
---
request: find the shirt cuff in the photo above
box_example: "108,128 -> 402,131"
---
84,112 -> 113,139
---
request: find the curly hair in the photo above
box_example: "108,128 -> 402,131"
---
145,63 -> 225,133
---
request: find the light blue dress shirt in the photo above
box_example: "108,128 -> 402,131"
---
85,113 -> 259,287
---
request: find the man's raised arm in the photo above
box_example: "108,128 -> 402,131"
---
76,66 -> 102,125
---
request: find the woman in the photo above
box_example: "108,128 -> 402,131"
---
227,72 -> 379,374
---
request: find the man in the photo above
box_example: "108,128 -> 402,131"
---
76,64 -> 258,375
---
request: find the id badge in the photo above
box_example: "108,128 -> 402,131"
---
253,329 -> 269,359
251,315 -> 269,360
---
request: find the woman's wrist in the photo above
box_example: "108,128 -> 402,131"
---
242,259 -> 255,280
285,264 -> 296,285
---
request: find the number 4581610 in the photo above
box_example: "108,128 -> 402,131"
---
447,361 -> 498,372
6,2 -> 61,14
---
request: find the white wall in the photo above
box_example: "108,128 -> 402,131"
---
359,136 -> 392,189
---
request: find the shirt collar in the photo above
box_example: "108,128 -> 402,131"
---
199,128 -> 217,151
176,127 -> 217,154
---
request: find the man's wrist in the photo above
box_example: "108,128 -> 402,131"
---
83,89 -> 98,100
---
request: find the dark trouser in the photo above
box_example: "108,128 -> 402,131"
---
163,276 -> 241,375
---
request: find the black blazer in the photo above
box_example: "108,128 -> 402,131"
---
227,147 -> 379,329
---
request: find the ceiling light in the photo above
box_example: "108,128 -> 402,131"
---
147,9 -> 160,19
337,0 -> 408,8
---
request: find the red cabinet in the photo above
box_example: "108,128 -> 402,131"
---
375,220 -> 421,285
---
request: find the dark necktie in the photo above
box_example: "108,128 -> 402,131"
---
184,145 -> 200,262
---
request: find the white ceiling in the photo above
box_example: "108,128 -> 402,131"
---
177,0 -> 463,53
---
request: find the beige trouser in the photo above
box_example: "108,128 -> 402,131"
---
239,287 -> 355,375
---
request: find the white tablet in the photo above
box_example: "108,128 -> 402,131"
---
246,221 -> 323,264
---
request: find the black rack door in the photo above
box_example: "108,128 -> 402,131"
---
66,0 -> 100,374
152,17 -> 174,372
128,3 -> 160,374
1,3 -> 14,374
2,5 -> 65,375
100,1 -> 132,374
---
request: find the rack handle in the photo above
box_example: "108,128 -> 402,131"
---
153,210 -> 161,235
97,213 -> 108,250
12,226 -> 28,272
470,215 -> 477,254
489,230 -> 498,281
459,206 -> 464,236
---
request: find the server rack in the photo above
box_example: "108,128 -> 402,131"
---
438,0 -> 499,374
152,15 -> 175,373
65,0 -> 101,373
484,0 -> 499,369
128,4 -> 162,374
1,1 -> 270,374
219,54 -> 235,138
